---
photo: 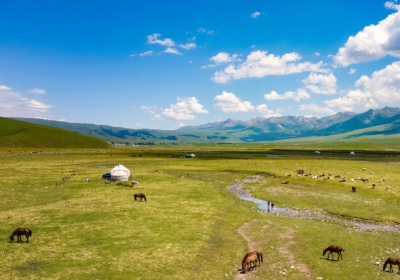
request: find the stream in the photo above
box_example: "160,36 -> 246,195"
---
228,175 -> 400,234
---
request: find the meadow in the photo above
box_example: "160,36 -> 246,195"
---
1,143 -> 400,279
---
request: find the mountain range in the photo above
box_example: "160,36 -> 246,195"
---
14,106 -> 400,144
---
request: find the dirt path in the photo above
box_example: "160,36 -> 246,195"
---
234,220 -> 311,280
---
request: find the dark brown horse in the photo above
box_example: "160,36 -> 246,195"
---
10,228 -> 32,243
323,245 -> 345,261
383,258 -> 400,274
241,251 -> 263,270
134,193 -> 147,201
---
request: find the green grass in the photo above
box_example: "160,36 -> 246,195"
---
0,118 -> 109,148
1,145 -> 400,279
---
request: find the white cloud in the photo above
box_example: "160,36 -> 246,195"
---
313,52 -> 320,56
139,50 -> 154,57
251,11 -> 261,18
211,50 -> 328,83
197,28 -> 206,33
151,97 -> 208,121
349,68 -> 357,74
210,52 -> 241,64
214,91 -> 254,113
189,36 -> 196,41
178,122 -> 185,128
129,54 -> 136,57
189,60 -> 193,63
141,105 -> 162,115
146,33 -> 175,47
207,30 -> 214,35
302,73 -> 337,94
300,103 -> 336,115
35,116 -> 66,122
178,43 -> 197,50
385,1 -> 400,11
334,4 -> 400,66
264,89 -> 310,101
255,104 -> 282,118
162,47 -> 182,55
0,85 -> 52,117
27,88 -> 46,94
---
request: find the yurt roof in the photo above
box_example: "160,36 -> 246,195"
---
111,170 -> 128,176
111,164 -> 129,171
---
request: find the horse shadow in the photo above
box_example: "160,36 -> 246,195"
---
320,257 -> 339,262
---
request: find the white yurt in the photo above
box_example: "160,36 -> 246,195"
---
350,151 -> 355,155
110,164 -> 130,181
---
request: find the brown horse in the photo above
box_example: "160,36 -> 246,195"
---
243,254 -> 259,273
10,228 -> 32,243
241,251 -> 263,270
323,245 -> 345,261
134,193 -> 147,201
383,258 -> 400,274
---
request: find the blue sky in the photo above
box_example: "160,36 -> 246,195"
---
1,0 -> 400,129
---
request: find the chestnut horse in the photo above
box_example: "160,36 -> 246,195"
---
323,245 -> 345,261
383,258 -> 400,274
134,193 -> 147,201
241,251 -> 263,270
10,228 -> 32,243
243,254 -> 259,273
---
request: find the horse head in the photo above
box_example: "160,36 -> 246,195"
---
9,235 -> 14,242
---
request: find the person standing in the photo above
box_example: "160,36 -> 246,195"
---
271,202 -> 274,211
267,201 -> 270,212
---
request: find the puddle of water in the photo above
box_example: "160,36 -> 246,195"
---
97,166 -> 108,168
237,194 -> 285,213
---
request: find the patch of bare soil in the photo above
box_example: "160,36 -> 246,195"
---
234,220 -> 311,280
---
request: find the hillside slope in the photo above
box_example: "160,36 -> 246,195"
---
0,118 -> 109,148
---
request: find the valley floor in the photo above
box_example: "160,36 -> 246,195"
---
1,145 -> 400,279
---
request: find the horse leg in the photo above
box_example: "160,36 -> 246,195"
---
26,233 -> 29,243
17,234 -> 20,242
390,264 -> 393,273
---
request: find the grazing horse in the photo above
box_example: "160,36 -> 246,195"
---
352,186 -> 356,192
243,254 -> 259,273
383,258 -> 400,273
134,193 -> 147,201
323,245 -> 345,261
241,251 -> 263,270
10,228 -> 32,243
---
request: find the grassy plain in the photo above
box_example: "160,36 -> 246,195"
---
0,143 -> 400,279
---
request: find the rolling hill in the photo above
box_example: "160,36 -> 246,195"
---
14,106 -> 400,144
0,117 -> 110,148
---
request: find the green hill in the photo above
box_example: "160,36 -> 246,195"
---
0,117 -> 109,148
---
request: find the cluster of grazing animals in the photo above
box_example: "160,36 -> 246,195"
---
386,186 -> 391,191
281,181 -> 289,184
352,186 -> 356,192
335,175 -> 341,178
134,193 -> 146,201
10,228 -> 32,243
323,245 -> 345,261
383,258 -> 400,274
372,183 -> 376,189
241,251 -> 263,273
339,179 -> 346,183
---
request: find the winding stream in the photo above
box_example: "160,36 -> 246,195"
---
228,176 -> 400,234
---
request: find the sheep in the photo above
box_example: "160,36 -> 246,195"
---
339,179 -> 346,183
318,173 -> 325,177
370,172 -> 375,175
386,186 -> 391,191
85,179 -> 90,182
328,173 -> 333,176
362,168 -> 366,171
335,175 -> 341,178
328,176 -> 333,180
311,176 -> 318,179
281,181 -> 289,184
350,179 -> 355,182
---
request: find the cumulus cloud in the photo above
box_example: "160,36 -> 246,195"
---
313,52 -> 320,56
179,43 -> 197,50
151,97 -> 208,121
334,4 -> 400,66
0,85 -> 52,117
27,88 -> 46,94
302,73 -> 337,94
255,104 -> 282,118
210,52 -> 241,64
139,50 -> 154,57
349,68 -> 357,74
251,11 -> 261,18
214,91 -> 254,113
211,50 -> 328,83
178,122 -> 185,128
299,103 -> 336,115
264,89 -> 310,101
141,105 -> 162,115
146,33 -> 175,47
162,47 -> 182,55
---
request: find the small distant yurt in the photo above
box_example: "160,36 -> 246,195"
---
315,151 -> 321,154
110,164 -> 130,181
186,153 -> 196,158
350,151 -> 355,155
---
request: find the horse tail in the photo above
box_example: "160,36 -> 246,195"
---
241,254 -> 248,270
383,259 -> 390,271
29,229 -> 32,237
260,252 -> 263,263
341,249 -> 345,252
134,195 -> 137,201
144,195 -> 147,201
